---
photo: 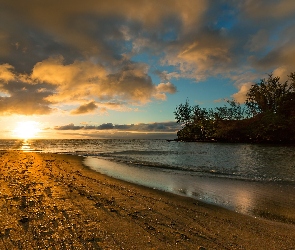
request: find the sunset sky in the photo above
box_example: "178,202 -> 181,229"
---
0,0 -> 295,139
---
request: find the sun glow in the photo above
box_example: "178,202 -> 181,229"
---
13,121 -> 41,139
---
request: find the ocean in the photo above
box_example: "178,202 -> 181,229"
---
1,139 -> 295,223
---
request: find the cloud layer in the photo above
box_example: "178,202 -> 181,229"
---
55,121 -> 180,132
0,57 -> 177,115
0,0 -> 295,115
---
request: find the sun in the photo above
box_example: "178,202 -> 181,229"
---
13,121 -> 41,139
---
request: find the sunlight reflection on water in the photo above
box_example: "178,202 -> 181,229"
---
19,139 -> 40,152
21,140 -> 32,151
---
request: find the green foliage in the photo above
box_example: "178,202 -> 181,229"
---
175,72 -> 295,143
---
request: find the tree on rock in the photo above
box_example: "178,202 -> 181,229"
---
245,73 -> 295,116
174,72 -> 295,143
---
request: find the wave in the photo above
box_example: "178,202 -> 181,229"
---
2,139 -> 294,184
85,155 -> 295,184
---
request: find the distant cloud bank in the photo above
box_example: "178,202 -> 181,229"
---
55,121 -> 180,133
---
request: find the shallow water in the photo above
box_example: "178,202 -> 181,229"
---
2,139 -> 295,222
6,139 -> 294,182
84,157 -> 295,223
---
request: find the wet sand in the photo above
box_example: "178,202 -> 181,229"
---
0,151 -> 294,249
85,157 -> 295,224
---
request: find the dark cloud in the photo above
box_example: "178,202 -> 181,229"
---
125,122 -> 180,132
242,0 -> 295,21
0,0 -> 206,70
54,123 -> 83,130
0,94 -> 52,115
54,121 -> 181,133
98,123 -> 115,130
0,68 -> 54,115
249,24 -> 295,72
0,7 -> 80,72
71,101 -> 98,115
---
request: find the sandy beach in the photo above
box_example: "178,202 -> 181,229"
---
0,151 -> 294,249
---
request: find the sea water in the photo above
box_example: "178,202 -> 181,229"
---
2,139 -> 295,222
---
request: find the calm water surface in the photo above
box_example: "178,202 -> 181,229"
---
1,139 -> 295,223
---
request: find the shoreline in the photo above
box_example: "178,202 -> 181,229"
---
84,156 -> 295,225
1,151 -> 294,249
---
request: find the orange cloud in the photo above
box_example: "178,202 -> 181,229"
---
32,57 -> 177,106
0,64 -> 15,82
231,82 -> 253,103
31,56 -> 107,102
273,67 -> 291,83
154,82 -> 177,100
31,57 -> 108,104
0,52 -> 177,115
165,30 -> 234,80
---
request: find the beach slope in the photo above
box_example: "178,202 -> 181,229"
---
0,151 -> 294,249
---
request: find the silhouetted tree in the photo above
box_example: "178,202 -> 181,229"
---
245,74 -> 294,116
174,72 -> 295,143
174,99 -> 193,126
214,100 -> 246,120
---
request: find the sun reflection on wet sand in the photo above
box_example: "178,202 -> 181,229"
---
84,156 -> 295,223
231,189 -> 254,214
